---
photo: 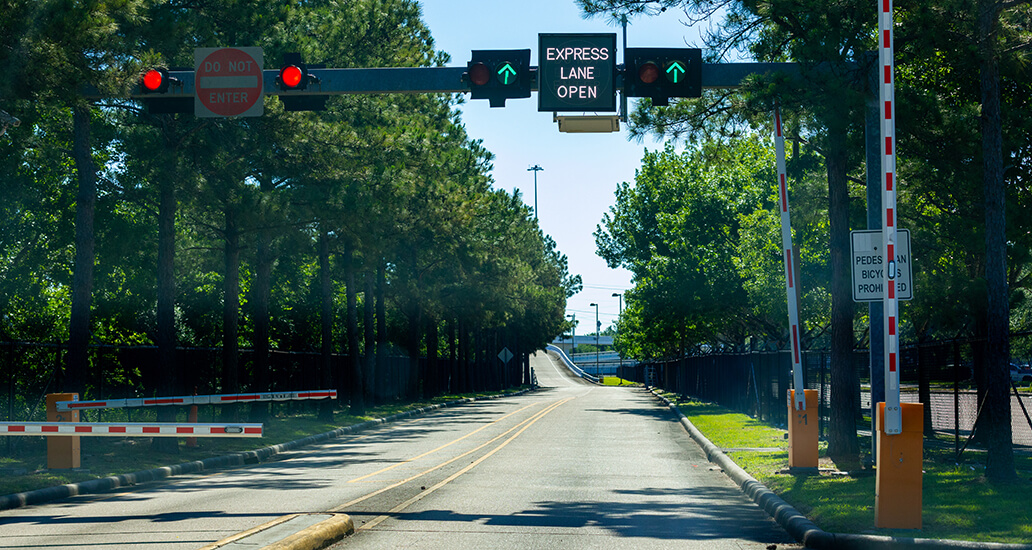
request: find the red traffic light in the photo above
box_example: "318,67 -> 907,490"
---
141,68 -> 170,93
468,62 -> 491,86
279,64 -> 305,90
637,62 -> 660,84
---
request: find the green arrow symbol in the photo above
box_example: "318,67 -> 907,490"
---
666,61 -> 686,84
497,63 -> 517,85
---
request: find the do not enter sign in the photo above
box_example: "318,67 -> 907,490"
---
194,47 -> 264,118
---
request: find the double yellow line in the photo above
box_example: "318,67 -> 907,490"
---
330,396 -> 575,529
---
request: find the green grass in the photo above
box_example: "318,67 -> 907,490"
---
601,376 -> 637,387
0,388 -> 526,497
658,391 -> 1032,544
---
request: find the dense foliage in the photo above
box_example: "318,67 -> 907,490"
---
0,0 -> 580,427
582,0 -> 1031,477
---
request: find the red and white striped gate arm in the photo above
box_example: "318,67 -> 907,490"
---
56,389 -> 338,412
880,0 -> 903,434
0,422 -> 263,437
775,107 -> 806,411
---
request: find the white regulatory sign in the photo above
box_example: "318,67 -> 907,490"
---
851,229 -> 913,302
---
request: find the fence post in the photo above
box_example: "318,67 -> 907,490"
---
953,339 -> 961,456
817,351 -> 825,439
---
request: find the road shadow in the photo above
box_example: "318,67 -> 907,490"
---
365,484 -> 793,544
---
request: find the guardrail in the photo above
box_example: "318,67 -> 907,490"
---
546,344 -> 599,384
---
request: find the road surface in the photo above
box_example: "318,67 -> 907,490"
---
0,352 -> 795,549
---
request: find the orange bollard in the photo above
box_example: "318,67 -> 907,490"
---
787,389 -> 819,470
46,393 -> 81,470
875,402 -> 923,529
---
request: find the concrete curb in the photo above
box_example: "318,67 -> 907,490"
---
198,512 -> 355,550
260,513 -> 355,550
650,389 -> 1032,550
0,388 -> 532,512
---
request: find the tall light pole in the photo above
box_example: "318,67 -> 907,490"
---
528,164 -> 543,220
566,313 -> 576,355
612,293 -> 623,375
589,302 -> 600,381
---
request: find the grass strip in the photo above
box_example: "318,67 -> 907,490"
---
657,391 -> 1032,545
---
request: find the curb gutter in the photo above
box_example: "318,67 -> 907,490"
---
0,388 -> 532,512
650,390 -> 1032,550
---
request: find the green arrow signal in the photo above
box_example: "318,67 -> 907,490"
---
665,60 -> 686,84
497,62 -> 517,85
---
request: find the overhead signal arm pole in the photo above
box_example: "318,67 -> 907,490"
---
110,63 -> 798,101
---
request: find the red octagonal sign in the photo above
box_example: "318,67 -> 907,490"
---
194,47 -> 264,118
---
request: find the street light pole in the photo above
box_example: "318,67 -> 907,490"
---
528,165 -> 543,220
566,313 -> 576,356
612,293 -> 623,376
594,303 -> 602,379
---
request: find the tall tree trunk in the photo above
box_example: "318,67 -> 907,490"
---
978,0 -> 1015,480
66,105 -> 95,397
221,203 -> 241,421
152,154 -> 179,454
426,316 -> 438,399
251,210 -> 273,422
458,319 -> 469,393
318,232 -> 334,422
344,244 -> 364,415
363,269 -> 376,405
407,302 -> 421,400
375,261 -> 388,404
448,319 -> 457,394
826,124 -> 861,462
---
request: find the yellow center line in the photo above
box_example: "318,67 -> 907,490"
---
346,400 -> 543,484
356,395 -> 573,531
330,397 -> 573,513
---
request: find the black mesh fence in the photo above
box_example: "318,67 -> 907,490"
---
0,342 -> 413,424
620,335 -> 1032,451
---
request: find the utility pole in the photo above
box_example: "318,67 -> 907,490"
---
589,302 -> 600,381
528,165 -> 544,220
612,293 -> 623,375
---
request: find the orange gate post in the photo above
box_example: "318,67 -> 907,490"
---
45,393 -> 80,470
875,402 -> 923,529
788,389 -> 819,470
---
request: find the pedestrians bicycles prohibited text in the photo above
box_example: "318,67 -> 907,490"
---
851,229 -> 913,302
538,33 -> 616,113
195,47 -> 264,118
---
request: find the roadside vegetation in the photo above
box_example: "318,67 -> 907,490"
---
1,0 -> 579,446
578,0 -> 1032,482
658,391 -> 1032,544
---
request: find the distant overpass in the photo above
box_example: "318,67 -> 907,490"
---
549,335 -> 634,378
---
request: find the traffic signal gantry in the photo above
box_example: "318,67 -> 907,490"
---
123,37 -> 775,121
464,49 -> 531,108
277,52 -> 327,112
625,48 -> 702,107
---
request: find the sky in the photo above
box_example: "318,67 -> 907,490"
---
419,0 -> 706,334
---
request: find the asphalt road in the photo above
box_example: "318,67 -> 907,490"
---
0,352 -> 796,549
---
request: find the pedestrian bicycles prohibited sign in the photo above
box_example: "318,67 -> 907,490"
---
851,229 -> 913,302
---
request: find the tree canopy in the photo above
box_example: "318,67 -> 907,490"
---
0,0 -> 579,428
